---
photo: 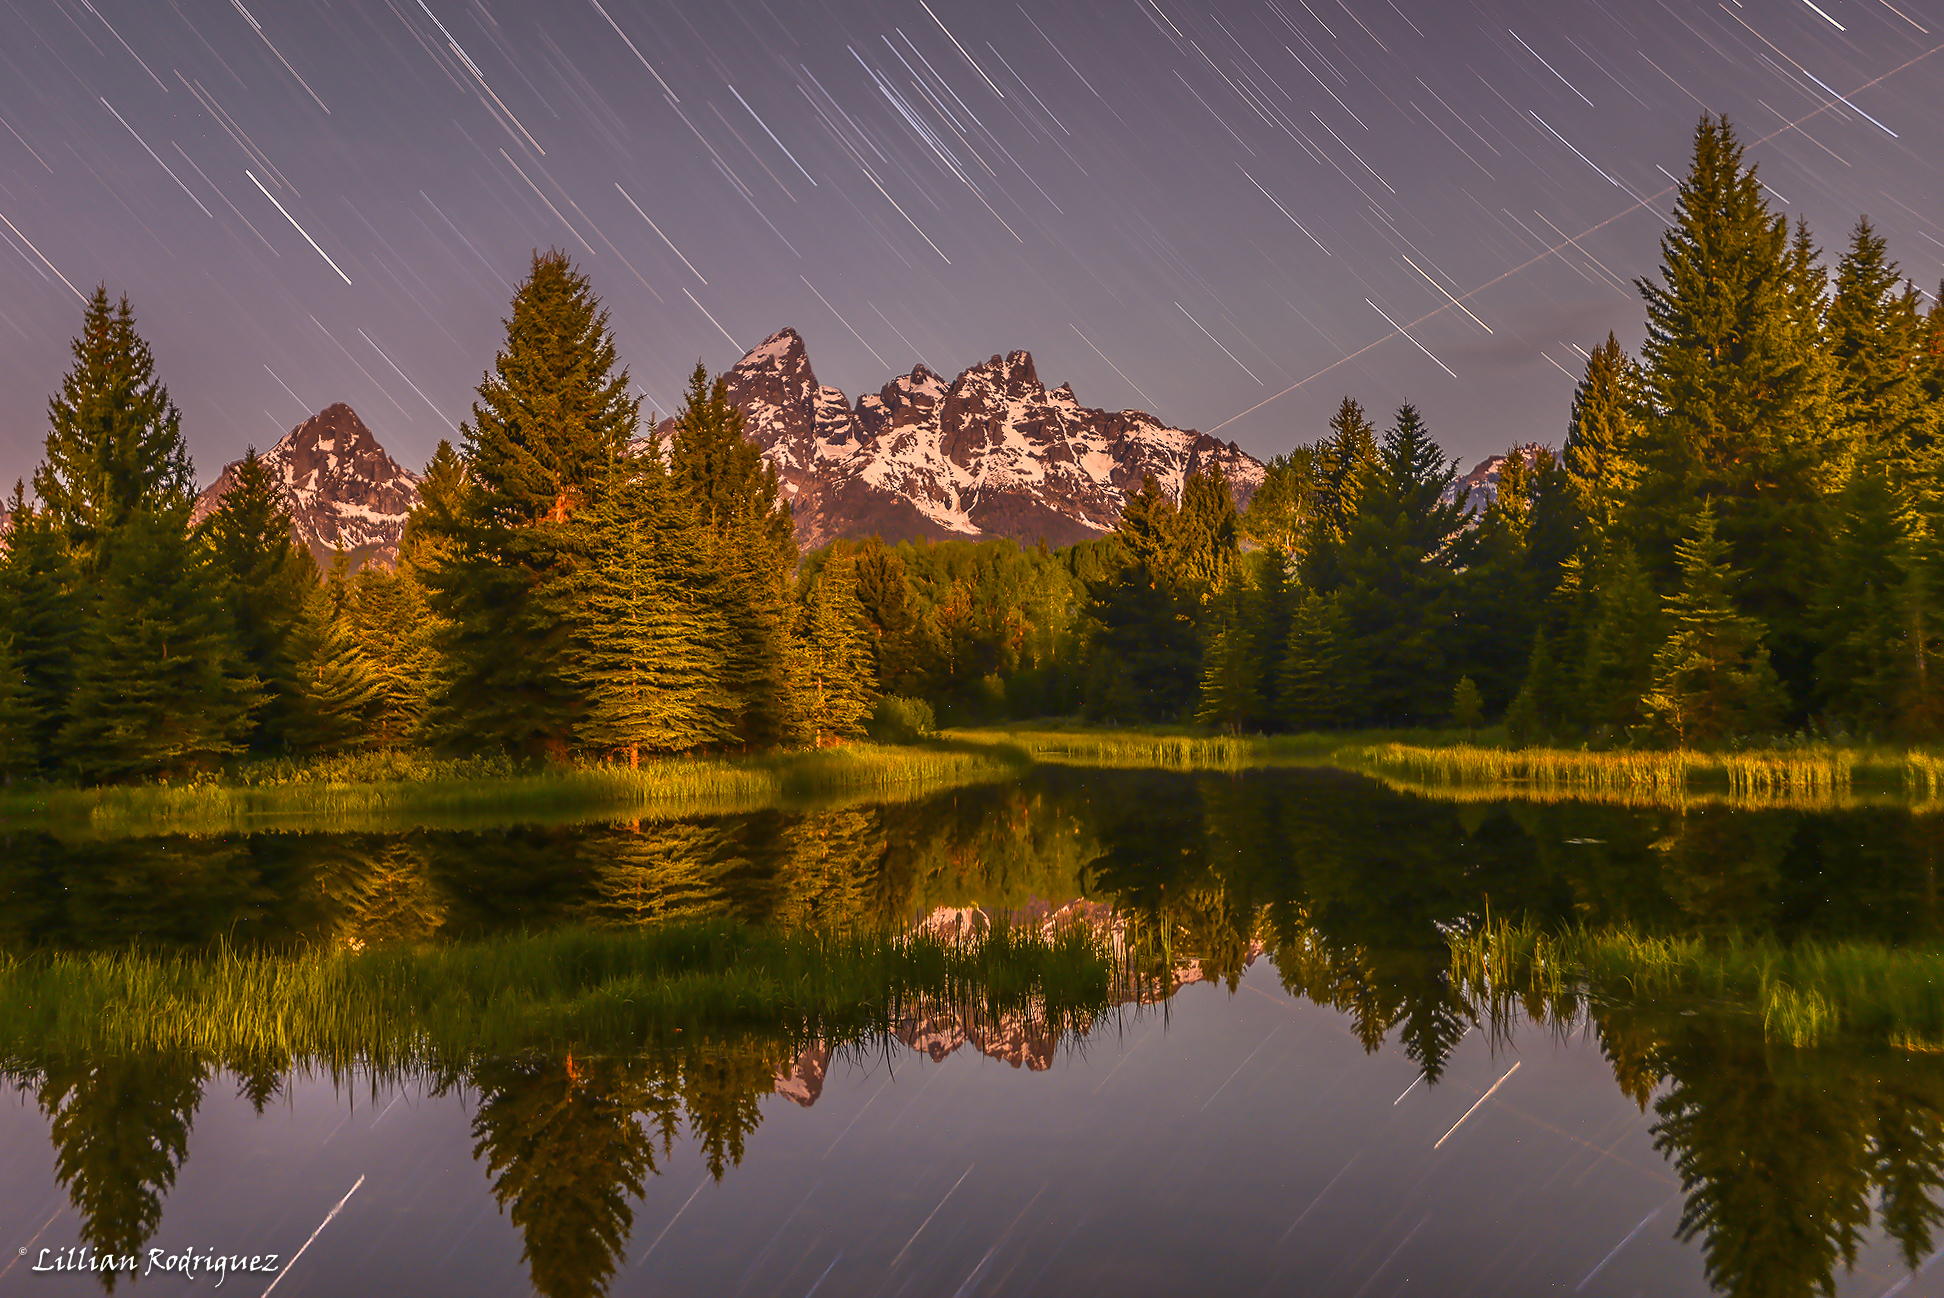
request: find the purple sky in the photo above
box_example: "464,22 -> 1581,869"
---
1,0 -> 1938,488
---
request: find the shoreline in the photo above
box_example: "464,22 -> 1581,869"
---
5,727 -> 1942,834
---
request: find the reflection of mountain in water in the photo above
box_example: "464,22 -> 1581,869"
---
7,767 -> 1944,1298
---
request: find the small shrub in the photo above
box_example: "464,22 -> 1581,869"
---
867,695 -> 938,744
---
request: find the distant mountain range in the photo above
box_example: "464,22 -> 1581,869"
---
192,403 -> 421,570
115,346 -> 1535,567
666,328 -> 1269,550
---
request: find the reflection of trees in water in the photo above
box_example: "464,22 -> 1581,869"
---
462,1054 -> 669,1298
9,780 -> 1944,1298
5,1053 -> 207,1289
1591,1007 -> 1944,1298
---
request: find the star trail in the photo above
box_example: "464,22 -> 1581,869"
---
0,0 -> 1938,484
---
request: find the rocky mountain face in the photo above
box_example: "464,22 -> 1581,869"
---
667,328 -> 1267,550
1443,442 -> 1548,515
194,403 -> 421,570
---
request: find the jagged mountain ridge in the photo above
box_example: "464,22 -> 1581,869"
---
665,328 -> 1268,550
193,403 -> 421,569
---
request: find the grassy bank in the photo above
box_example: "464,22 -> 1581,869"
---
1363,742 -> 1944,810
1450,918 -> 1944,1050
956,725 -> 1470,771
0,741 -> 1030,836
0,917 -> 1117,1071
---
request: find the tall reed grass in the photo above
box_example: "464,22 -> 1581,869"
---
1363,742 -> 1944,811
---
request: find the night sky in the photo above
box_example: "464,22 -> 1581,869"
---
1,0 -> 1939,489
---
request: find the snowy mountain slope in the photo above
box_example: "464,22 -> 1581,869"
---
194,403 -> 421,570
670,328 -> 1267,550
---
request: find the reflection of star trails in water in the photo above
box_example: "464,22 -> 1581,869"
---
1433,1060 -> 1520,1149
259,1173 -> 364,1297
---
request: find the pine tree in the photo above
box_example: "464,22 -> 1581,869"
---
346,562 -> 437,749
34,289 -> 195,578
1298,397 -> 1380,592
1580,546 -> 1665,735
1278,590 -> 1347,730
60,503 -> 258,781
1816,459 -> 1911,734
1197,615 -> 1264,734
795,546 -> 877,746
1242,444 -> 1320,558
1563,333 -> 1644,544
1453,447 -> 1539,713
426,252 -> 639,757
1086,474 -> 1199,720
0,485 -> 80,770
200,448 -> 316,751
1631,115 -> 1829,710
1173,462 -> 1242,595
1505,629 -> 1563,745
292,561 -> 387,754
568,445 -> 727,762
668,362 -> 801,747
850,536 -> 924,693
1643,507 -> 1787,745
1829,218 -> 1930,478
1330,405 -> 1469,725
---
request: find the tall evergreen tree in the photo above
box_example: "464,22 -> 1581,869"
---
35,289 -> 194,578
290,551 -> 386,752
426,252 -> 638,757
1632,115 -> 1829,709
1829,218 -> 1930,478
1086,475 -> 1199,720
568,445 -> 726,762
795,545 -> 877,746
0,485 -> 80,770
0,588 -> 33,782
1328,405 -> 1469,725
345,562 -> 438,749
200,448 -> 315,751
1579,546 -> 1665,736
668,362 -> 801,747
1563,333 -> 1644,544
1298,397 -> 1380,592
60,503 -> 257,781
1643,507 -> 1786,745
1453,448 -> 1540,712
1278,590 -> 1347,730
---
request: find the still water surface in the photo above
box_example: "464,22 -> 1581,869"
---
2,766 -> 1941,1297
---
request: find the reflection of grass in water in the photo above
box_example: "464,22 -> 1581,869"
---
1366,742 -> 1944,812
964,726 -> 1458,771
0,919 -> 1117,1072
1451,917 -> 1944,1050
1,742 -> 1029,839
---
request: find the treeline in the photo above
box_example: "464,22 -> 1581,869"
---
940,113 -> 1943,744
0,256 -> 895,783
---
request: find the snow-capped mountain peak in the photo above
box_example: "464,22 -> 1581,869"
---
666,328 -> 1265,549
194,403 -> 421,569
